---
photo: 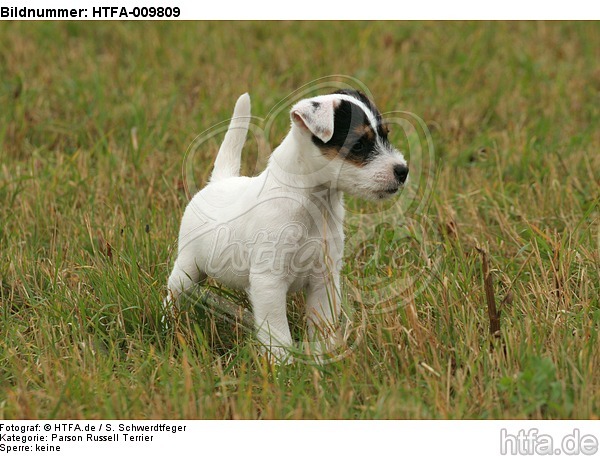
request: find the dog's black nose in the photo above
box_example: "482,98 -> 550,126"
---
393,164 -> 409,184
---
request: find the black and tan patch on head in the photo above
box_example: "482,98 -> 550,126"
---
311,90 -> 391,166
337,89 -> 392,140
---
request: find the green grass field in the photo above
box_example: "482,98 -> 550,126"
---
0,21 -> 598,419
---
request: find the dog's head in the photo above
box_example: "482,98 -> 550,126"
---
290,89 -> 408,200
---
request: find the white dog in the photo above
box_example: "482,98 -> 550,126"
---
166,89 -> 408,361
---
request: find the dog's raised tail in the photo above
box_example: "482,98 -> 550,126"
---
210,93 -> 251,182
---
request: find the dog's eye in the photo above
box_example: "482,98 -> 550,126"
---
351,141 -> 365,153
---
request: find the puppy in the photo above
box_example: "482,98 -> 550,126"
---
166,89 -> 408,361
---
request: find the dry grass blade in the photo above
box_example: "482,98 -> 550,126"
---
476,247 -> 501,342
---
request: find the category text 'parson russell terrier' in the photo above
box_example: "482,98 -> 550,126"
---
165,89 -> 408,362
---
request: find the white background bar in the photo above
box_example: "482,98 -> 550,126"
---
1,420 -> 599,456
0,0 -> 597,20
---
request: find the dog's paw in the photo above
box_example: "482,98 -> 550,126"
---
261,345 -> 294,365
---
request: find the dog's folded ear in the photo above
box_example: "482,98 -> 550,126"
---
290,97 -> 337,143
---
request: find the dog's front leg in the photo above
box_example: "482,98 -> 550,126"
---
247,274 -> 293,363
306,273 -> 341,355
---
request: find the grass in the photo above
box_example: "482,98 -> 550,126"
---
0,21 -> 598,419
